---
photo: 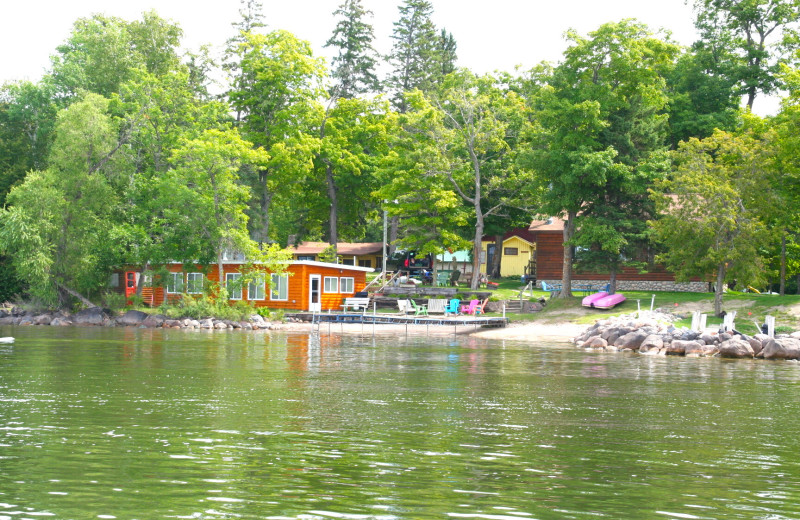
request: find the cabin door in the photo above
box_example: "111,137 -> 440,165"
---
309,274 -> 322,312
124,271 -> 139,300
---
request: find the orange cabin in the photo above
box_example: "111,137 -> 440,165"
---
114,261 -> 373,312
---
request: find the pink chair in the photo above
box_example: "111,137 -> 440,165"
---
460,299 -> 480,315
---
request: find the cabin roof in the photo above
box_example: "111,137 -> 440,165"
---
528,217 -> 566,232
291,241 -> 384,256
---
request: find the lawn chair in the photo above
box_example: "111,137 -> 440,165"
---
444,298 -> 460,316
397,299 -> 411,314
460,299 -> 480,315
541,281 -> 561,293
436,272 -> 450,287
410,299 -> 428,316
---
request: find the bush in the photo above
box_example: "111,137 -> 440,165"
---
102,291 -> 127,312
158,294 -> 256,321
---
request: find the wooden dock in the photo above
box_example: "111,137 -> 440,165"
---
288,312 -> 508,329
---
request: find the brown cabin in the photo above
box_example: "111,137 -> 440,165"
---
112,260 -> 372,312
529,217 -> 706,291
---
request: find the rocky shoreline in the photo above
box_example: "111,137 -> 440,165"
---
574,311 -> 800,360
0,306 -> 290,331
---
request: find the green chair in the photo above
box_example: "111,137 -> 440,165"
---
410,299 -> 428,316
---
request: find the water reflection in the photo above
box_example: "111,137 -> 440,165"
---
2,326 -> 800,519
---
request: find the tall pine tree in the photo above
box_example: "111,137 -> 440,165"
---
325,0 -> 380,99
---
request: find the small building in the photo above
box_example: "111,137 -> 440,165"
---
114,260 -> 373,312
290,241 -> 384,270
479,229 -> 537,278
434,250 -> 473,275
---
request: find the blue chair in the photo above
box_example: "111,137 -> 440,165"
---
541,281 -> 562,294
444,299 -> 460,316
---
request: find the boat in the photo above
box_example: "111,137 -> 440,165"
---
0,337 -> 14,344
582,291 -> 626,309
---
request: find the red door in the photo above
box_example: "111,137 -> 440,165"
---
125,271 -> 138,301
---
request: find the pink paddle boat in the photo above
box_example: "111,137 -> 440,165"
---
582,291 -> 626,309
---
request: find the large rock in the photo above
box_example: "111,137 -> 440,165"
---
747,337 -> 763,356
33,314 -> 52,325
638,334 -> 664,354
118,310 -> 149,326
718,338 -> 754,358
141,314 -> 166,328
667,339 -> 696,356
73,307 -> 109,326
583,336 -> 608,349
761,338 -> 800,360
614,330 -> 649,351
0,316 -> 19,325
50,317 -> 72,326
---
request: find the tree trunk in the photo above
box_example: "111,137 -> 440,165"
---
714,263 -> 725,317
559,211 -> 576,298
780,230 -> 786,296
389,216 -> 399,256
55,281 -> 95,308
490,234 -> 503,278
257,169 -> 272,243
326,162 -> 338,255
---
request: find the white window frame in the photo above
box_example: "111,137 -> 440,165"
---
248,274 -> 266,301
186,272 -> 203,294
324,276 -> 339,293
226,272 -> 242,300
166,272 -> 184,294
270,273 -> 288,301
340,277 -> 355,294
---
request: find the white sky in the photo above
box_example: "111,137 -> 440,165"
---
0,0 -> 781,114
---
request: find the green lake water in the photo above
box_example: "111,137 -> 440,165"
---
1,325 -> 800,519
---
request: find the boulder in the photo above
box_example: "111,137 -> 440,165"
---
140,314 -> 166,328
214,321 -> 228,329
614,330 -> 649,351
240,322 -> 253,330
33,314 -> 53,326
668,339 -> 699,356
200,319 -> 213,329
118,310 -> 149,326
700,333 -> 718,345
0,316 -> 19,325
761,338 -> 800,360
747,337 -> 763,356
584,336 -> 608,349
50,316 -> 72,326
718,338 -> 754,358
18,316 -> 34,326
73,307 -> 109,326
638,334 -> 664,354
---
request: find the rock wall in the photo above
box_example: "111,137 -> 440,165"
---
574,311 -> 800,360
541,279 -> 708,292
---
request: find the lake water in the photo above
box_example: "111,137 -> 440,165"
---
2,325 -> 800,520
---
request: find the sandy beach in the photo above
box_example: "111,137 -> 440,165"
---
271,319 -> 587,344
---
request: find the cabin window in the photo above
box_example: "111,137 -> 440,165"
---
342,258 -> 355,266
226,272 -> 242,300
167,272 -> 184,294
248,274 -> 266,301
504,247 -> 519,256
297,255 -> 315,261
324,276 -> 339,293
358,259 -> 372,268
270,273 -> 288,301
186,273 -> 203,294
340,277 -> 354,294
109,273 -> 119,287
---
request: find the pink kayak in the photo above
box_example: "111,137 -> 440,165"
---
582,291 -> 626,309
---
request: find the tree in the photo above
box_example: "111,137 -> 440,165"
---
394,70 -> 533,289
523,20 -> 678,297
385,0 -> 445,112
651,129 -> 772,316
227,30 -> 326,243
168,128 -> 272,287
0,94 -> 128,306
48,12 -> 183,101
691,0 -> 800,110
325,0 -> 380,98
